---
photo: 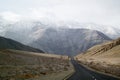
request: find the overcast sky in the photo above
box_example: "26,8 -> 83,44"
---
0,0 -> 120,25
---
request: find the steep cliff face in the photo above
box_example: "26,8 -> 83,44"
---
30,28 -> 111,56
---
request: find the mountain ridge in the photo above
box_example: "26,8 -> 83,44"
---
30,28 -> 111,56
0,36 -> 44,53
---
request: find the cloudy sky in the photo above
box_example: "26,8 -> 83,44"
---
0,0 -> 120,25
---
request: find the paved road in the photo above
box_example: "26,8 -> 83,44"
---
67,59 -> 120,80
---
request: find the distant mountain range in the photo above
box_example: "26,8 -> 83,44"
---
63,22 -> 120,39
0,20 -> 120,40
0,20 -> 117,56
29,28 -> 111,56
0,36 -> 44,53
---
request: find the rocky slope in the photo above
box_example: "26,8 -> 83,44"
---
30,28 -> 111,56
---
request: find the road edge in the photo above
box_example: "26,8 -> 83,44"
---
62,70 -> 75,80
77,61 -> 120,79
62,60 -> 75,80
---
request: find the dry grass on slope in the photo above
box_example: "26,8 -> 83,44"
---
0,49 -> 74,80
76,38 -> 120,78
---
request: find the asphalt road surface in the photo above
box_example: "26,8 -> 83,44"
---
67,59 -> 120,80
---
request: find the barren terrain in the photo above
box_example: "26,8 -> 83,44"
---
0,49 -> 74,80
76,38 -> 120,78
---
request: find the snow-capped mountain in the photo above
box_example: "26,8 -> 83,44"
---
53,22 -> 120,39
0,20 -> 119,55
0,20 -> 120,40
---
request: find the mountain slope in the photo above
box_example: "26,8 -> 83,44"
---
76,38 -> 120,57
30,28 -> 111,56
76,38 -> 120,78
0,36 -> 44,53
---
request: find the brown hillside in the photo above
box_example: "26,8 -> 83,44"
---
76,38 -> 120,78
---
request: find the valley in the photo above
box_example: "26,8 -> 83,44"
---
0,30 -> 120,80
0,31 -> 120,80
0,0 -> 120,80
